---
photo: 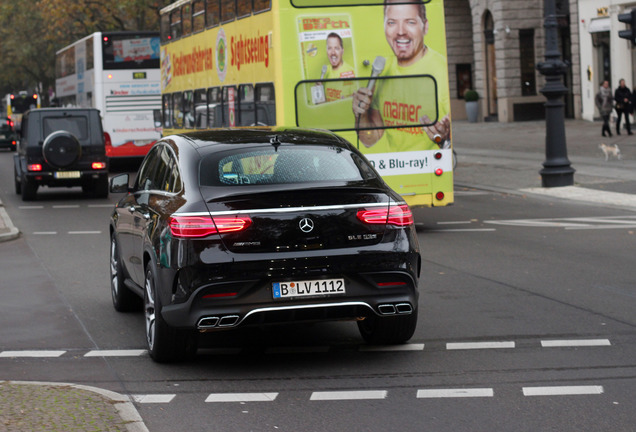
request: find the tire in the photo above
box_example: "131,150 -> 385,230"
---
357,309 -> 418,345
110,235 -> 140,312
144,264 -> 197,362
21,173 -> 37,201
42,131 -> 81,168
83,176 -> 109,198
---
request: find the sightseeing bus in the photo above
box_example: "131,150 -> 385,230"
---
55,31 -> 162,160
159,0 -> 452,207
5,91 -> 41,131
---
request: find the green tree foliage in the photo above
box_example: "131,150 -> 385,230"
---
0,0 -> 170,106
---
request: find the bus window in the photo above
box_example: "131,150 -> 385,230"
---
183,90 -> 194,129
255,83 -> 276,126
237,0 -> 251,18
221,0 -> 236,23
170,9 -> 182,40
207,87 -> 222,127
160,13 -> 170,43
162,94 -> 172,128
172,92 -> 184,129
253,0 -> 270,13
194,88 -> 207,128
238,84 -> 255,126
206,0 -> 219,27
182,3 -> 192,36
222,86 -> 237,127
193,0 -> 206,32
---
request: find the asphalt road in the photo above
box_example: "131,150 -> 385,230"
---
1,149 -> 636,431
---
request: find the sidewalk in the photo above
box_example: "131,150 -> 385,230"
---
1,118 -> 635,431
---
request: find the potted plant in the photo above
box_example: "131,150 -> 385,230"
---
464,89 -> 479,123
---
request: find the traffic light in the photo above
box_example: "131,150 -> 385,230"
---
618,8 -> 636,45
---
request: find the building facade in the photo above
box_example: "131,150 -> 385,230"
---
444,0 -> 581,122
578,1 -> 636,122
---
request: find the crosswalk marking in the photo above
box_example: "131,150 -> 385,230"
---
132,394 -> 176,403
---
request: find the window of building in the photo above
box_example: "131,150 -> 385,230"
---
519,29 -> 536,96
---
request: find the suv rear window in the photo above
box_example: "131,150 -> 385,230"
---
200,146 -> 376,186
43,117 -> 89,140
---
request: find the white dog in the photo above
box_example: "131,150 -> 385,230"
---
599,143 -> 622,161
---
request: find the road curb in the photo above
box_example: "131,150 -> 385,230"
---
3,380 -> 149,432
0,200 -> 20,242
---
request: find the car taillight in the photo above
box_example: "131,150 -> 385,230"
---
27,164 -> 43,172
357,204 -> 414,226
92,162 -> 107,170
169,215 -> 252,238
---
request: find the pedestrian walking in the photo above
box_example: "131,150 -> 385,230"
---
595,80 -> 613,137
614,79 -> 633,135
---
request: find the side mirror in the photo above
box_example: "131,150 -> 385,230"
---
109,173 -> 130,193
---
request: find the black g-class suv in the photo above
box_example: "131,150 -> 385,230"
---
13,108 -> 109,200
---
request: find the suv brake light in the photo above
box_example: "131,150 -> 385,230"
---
357,204 -> 414,226
28,164 -> 43,172
169,215 -> 252,238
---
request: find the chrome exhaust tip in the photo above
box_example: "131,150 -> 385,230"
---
218,315 -> 240,327
396,303 -> 413,314
378,304 -> 397,315
198,317 -> 219,329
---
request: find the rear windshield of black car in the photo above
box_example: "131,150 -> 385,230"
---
43,116 -> 89,140
199,146 -> 377,186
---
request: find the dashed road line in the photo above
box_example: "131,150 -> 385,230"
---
310,390 -> 387,401
33,231 -> 57,235
85,350 -> 147,357
359,343 -> 425,352
69,231 -> 102,235
205,393 -> 278,402
541,339 -> 611,348
0,350 -> 65,358
132,394 -> 176,403
522,386 -> 604,397
446,341 -> 515,350
417,388 -> 494,398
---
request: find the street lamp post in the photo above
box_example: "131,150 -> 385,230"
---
537,0 -> 575,187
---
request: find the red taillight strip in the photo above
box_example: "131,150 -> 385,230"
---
169,215 -> 252,238
27,164 -> 43,172
203,292 -> 238,299
357,204 -> 414,227
377,282 -> 407,287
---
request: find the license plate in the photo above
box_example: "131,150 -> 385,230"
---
54,171 -> 81,179
273,279 -> 345,299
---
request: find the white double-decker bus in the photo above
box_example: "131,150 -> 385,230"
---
55,31 -> 162,160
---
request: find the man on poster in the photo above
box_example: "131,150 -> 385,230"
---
315,32 -> 357,103
352,0 -> 450,151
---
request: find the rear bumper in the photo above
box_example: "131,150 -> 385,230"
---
161,269 -> 419,331
24,170 -> 108,187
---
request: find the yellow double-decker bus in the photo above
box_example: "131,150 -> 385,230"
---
160,0 -> 452,207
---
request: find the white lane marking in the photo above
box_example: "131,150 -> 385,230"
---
88,204 -> 115,208
132,394 -> 176,403
437,221 -> 474,225
18,206 -> 44,209
359,343 -> 424,352
53,205 -> 80,209
447,341 -> 515,350
485,215 -> 636,229
522,386 -> 604,396
205,393 -> 278,402
429,228 -> 496,233
0,350 -> 66,358
33,231 -> 57,235
417,388 -> 494,398
310,390 -> 387,401
68,231 -> 102,235
541,339 -> 611,348
265,346 -> 330,354
85,349 -> 147,357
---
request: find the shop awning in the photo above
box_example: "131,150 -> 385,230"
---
588,17 -> 610,33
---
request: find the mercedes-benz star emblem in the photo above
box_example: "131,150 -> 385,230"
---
299,217 -> 314,233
